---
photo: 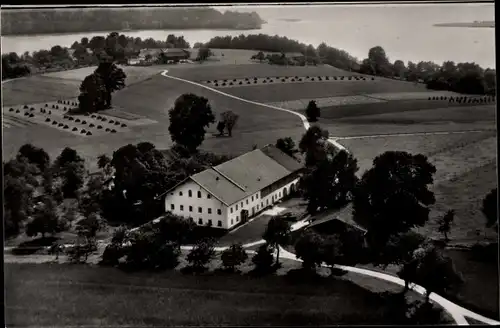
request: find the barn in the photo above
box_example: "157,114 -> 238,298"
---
160,145 -> 303,230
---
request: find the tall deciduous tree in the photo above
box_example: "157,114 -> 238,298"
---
482,188 -> 498,229
275,137 -> 298,158
262,216 -> 291,267
220,110 -> 239,137
305,100 -> 320,122
26,195 -> 66,238
17,144 -> 50,172
79,73 -> 106,112
437,209 -> 455,242
197,47 -> 211,61
302,149 -> 358,214
298,125 -> 330,167
294,230 -> 324,272
168,94 -> 215,153
186,238 -> 216,271
353,151 -> 436,248
95,62 -> 126,108
53,147 -> 86,199
221,243 -> 248,272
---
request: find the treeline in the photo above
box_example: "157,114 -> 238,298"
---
1,32 -> 188,80
359,46 -> 496,95
1,7 -> 264,35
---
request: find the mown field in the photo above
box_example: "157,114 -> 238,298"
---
4,261 -> 434,326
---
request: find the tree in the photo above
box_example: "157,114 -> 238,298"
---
321,234 -> 344,275
155,213 -> 196,245
186,238 -> 216,271
294,230 -> 324,272
197,47 -> 211,61
53,147 -> 86,199
251,244 -> 275,273
298,125 -> 330,167
168,94 -> 215,153
393,60 -> 407,79
301,149 -> 358,213
97,154 -> 113,176
411,244 -> 462,303
78,173 -> 105,218
366,46 -> 392,76
262,216 -> 291,267
275,137 -> 298,158
79,73 -> 106,112
482,188 -> 498,229
26,195 -> 66,238
305,100 -> 320,122
353,151 -> 436,248
221,243 -> 248,272
17,144 -> 50,172
437,209 -> 455,242
220,110 -> 239,137
94,62 -> 126,108
216,121 -> 225,136
255,51 -> 265,62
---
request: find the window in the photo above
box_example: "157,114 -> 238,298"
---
197,191 -> 201,198
246,199 -> 249,205
279,192 -> 281,197
256,194 -> 259,199
198,218 -> 203,225
207,194 -> 211,199
217,220 -> 222,227
179,191 -> 183,196
236,204 -> 239,210
230,207 -> 233,213
217,209 -> 222,215
198,207 -> 202,213
188,190 -> 192,197
241,202 -> 243,207
208,208 -> 212,214
236,216 -> 239,222
261,202 -> 263,208
257,205 -> 259,210
251,196 -> 254,201
231,219 -> 233,225
267,199 -> 269,205
170,204 -> 175,210
189,206 -> 193,212
180,205 -> 184,211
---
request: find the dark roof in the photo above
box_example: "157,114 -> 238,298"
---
260,144 -> 302,172
164,145 -> 302,205
307,204 -> 367,232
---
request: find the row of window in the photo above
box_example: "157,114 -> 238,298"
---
171,204 -> 222,215
228,190 -> 285,214
229,193 -> 261,213
194,215 -> 241,227
174,190 -> 212,199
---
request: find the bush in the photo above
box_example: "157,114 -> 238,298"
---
69,117 -> 74,121
229,82 -> 233,86
58,123 -> 64,127
16,109 -> 20,113
97,125 -> 102,129
105,128 -> 110,132
109,120 -> 114,124
101,243 -> 124,266
52,105 -> 55,108
24,112 -> 28,116
114,121 -> 120,125
45,118 -> 51,122
55,105 -> 59,109
64,125 -> 69,129
29,113 -> 34,117
291,79 -> 295,82
254,80 -> 257,83
82,120 -> 87,124
89,123 -> 95,127
325,77 -> 329,80
9,108 -> 14,112
282,79 -> 286,82
215,83 -> 219,86
311,78 -> 315,81
75,118 -> 81,123
30,107 -> 34,111
233,79 -> 236,82
251,244 -> 275,274
111,129 -> 116,133
91,115 -> 96,118
45,104 -> 48,107
86,131 -> 92,135
221,243 -> 248,272
239,81 -> 242,85
247,81 -> 251,84
371,77 -> 375,80
263,80 -> 267,83
102,117 -> 107,122
23,105 -> 28,109
186,238 -> 216,272
64,107 -> 67,110
72,127 -> 78,131
121,123 -> 127,127
52,121 -> 57,125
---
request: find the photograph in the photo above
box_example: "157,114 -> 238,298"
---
2,1 -> 498,326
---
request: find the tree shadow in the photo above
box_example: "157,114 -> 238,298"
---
11,236 -> 59,255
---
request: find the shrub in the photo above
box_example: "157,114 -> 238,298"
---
30,107 -> 35,111
45,104 -> 48,107
233,79 -> 236,82
247,81 -> 251,84
24,112 -> 29,116
239,81 -> 243,85
113,121 -> 119,125
69,117 -> 74,121
97,116 -> 102,120
52,105 -> 55,108
263,80 -> 267,83
325,77 -> 329,80
15,109 -> 20,113
9,108 -> 13,112
215,83 -> 219,86
75,118 -> 81,123
102,117 -> 107,122
229,82 -> 233,86
223,79 -> 227,82
269,80 -> 273,83
86,131 -> 92,136
81,129 -> 86,134
371,77 -> 375,80
121,123 -> 127,127
291,79 -> 295,82
245,78 -> 249,81
82,120 -> 87,124
101,243 -> 124,267
58,123 -> 63,127
105,128 -> 110,132
254,77 -> 257,80
282,79 -> 286,82
306,76 -> 310,78
206,80 -> 211,83
64,125 -> 69,129
24,105 -> 28,109
109,120 -> 114,124
222,83 -> 226,86
111,129 -> 116,133
91,115 -> 96,118
45,118 -> 51,122
348,76 -> 352,80
251,244 -> 275,274
29,113 -> 34,117
52,121 -> 57,125
214,80 -> 218,83
254,80 -> 257,83
89,123 -> 95,127
186,238 -> 216,272
221,243 -> 248,272
55,106 -> 59,109
72,127 -> 78,131
318,77 -> 322,81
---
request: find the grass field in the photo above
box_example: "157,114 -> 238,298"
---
4,259 -> 434,326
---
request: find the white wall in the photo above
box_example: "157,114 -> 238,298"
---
164,180 -> 230,229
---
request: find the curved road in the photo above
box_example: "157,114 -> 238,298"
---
160,69 -> 499,326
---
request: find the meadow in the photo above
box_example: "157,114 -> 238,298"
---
4,260 -> 433,326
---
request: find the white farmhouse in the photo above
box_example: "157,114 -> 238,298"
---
160,145 -> 303,230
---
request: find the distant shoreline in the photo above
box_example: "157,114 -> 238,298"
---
434,21 -> 494,28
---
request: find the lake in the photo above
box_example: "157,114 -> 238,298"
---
1,3 -> 495,68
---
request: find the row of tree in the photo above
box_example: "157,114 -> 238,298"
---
359,46 -> 496,95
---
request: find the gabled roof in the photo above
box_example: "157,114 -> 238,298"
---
164,145 -> 302,206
